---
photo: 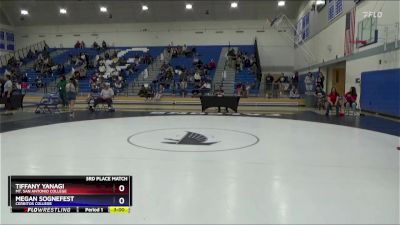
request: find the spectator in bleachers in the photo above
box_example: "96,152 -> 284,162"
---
235,83 -> 242,96
194,71 -> 201,85
114,79 -> 123,94
90,74 -> 101,93
138,84 -> 153,99
56,75 -> 67,107
90,83 -> 114,111
80,41 -> 85,49
276,73 -> 289,97
289,87 -> 300,99
27,49 -> 34,59
93,41 -> 100,51
325,87 -> 341,116
344,86 -> 357,112
102,40 -> 107,50
35,75 -> 44,88
191,83 -> 201,96
66,78 -> 78,117
208,59 -> 216,70
74,41 -> 81,48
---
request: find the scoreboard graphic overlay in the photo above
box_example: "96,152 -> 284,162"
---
8,176 -> 132,213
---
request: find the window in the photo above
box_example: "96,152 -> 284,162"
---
0,31 -> 4,50
328,0 -> 343,22
6,32 -> 15,51
295,17 -> 303,45
296,12 -> 310,45
302,12 -> 310,40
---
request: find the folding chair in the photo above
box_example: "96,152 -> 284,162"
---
35,93 -> 61,114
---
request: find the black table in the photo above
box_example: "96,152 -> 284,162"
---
200,96 -> 240,112
0,94 -> 25,110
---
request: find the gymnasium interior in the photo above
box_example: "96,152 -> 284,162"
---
0,0 -> 399,224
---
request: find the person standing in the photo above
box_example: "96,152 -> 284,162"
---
291,71 -> 299,89
66,78 -> 78,117
316,72 -> 325,89
304,72 -> 314,92
56,75 -> 67,107
2,75 -> 13,115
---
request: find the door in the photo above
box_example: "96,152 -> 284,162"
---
331,68 -> 346,95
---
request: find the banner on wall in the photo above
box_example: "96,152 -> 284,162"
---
344,7 -> 356,56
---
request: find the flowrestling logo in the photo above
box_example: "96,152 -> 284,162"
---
127,128 -> 259,152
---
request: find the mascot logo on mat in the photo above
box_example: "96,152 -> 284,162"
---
127,128 -> 259,152
163,131 -> 218,145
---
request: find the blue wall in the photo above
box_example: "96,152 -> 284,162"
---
361,68 -> 400,117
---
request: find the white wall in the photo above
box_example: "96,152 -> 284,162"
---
14,20 -> 294,69
294,0 -> 400,70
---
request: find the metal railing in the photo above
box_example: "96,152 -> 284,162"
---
0,40 -> 47,67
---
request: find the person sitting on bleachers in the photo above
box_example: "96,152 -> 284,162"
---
27,49 -> 34,59
89,74 -> 100,93
93,41 -> 100,51
289,87 -> 300,99
208,59 -> 216,70
114,80 -> 123,94
35,75 -> 44,88
194,71 -> 201,85
89,83 -> 114,112
102,40 -> 107,50
74,41 -> 81,48
80,41 -> 85,48
199,81 -> 211,95
191,83 -> 201,97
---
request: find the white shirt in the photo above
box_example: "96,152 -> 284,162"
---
4,80 -> 12,93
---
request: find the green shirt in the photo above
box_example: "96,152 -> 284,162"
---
57,80 -> 67,93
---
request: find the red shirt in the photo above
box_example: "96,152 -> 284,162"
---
345,92 -> 357,103
328,92 -> 339,103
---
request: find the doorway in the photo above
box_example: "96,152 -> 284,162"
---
331,68 -> 345,94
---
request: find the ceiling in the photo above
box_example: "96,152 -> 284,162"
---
0,0 -> 304,26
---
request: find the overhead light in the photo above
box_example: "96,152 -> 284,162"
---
20,9 -> 29,15
100,6 -> 107,12
316,0 -> 325,5
59,8 -> 67,14
278,1 -> 285,7
142,5 -> 149,11
185,4 -> 193,10
231,2 -> 238,8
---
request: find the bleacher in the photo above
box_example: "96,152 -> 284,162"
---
234,46 -> 259,95
165,46 -> 222,94
77,47 -> 164,94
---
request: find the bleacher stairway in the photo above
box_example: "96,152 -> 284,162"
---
131,49 -> 170,95
212,47 -> 237,95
